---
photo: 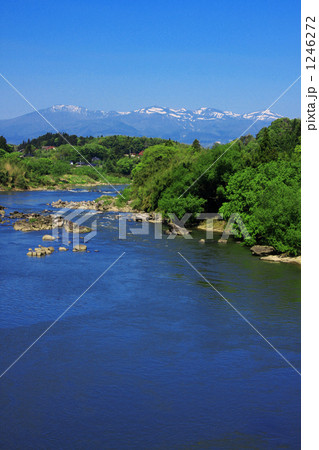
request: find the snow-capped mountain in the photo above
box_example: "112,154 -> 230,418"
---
48,104 -> 281,122
0,104 -> 282,145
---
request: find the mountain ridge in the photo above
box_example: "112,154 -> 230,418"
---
0,104 -> 283,145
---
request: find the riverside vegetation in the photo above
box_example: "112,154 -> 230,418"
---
0,118 -> 301,255
0,135 -> 170,190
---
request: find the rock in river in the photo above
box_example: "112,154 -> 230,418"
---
42,234 -> 55,241
250,245 -> 275,256
260,254 -> 301,265
72,244 -> 87,252
13,212 -> 92,233
27,246 -> 54,257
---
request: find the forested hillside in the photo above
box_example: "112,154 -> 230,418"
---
127,118 -> 301,254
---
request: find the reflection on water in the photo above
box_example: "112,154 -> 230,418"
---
0,186 -> 300,449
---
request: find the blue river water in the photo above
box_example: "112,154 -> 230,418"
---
0,186 -> 300,449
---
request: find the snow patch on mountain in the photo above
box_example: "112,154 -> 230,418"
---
51,105 -> 87,114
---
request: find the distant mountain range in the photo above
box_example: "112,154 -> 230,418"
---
0,104 -> 283,145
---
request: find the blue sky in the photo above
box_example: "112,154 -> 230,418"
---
0,0 -> 300,119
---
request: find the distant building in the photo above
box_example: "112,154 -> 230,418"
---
42,146 -> 56,150
92,157 -> 101,163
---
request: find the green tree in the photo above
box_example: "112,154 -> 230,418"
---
258,128 -> 273,162
116,157 -> 136,175
192,139 -> 201,151
0,136 -> 11,152
24,144 -> 35,157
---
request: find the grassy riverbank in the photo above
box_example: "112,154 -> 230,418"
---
0,156 -> 129,191
0,171 -> 130,191
0,134 -> 170,191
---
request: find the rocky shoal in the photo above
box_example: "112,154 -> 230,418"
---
9,211 -> 92,233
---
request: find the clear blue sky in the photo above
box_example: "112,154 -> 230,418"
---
0,0 -> 300,119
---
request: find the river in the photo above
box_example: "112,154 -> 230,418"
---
0,186 -> 300,449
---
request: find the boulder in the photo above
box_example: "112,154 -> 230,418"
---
168,222 -> 190,236
260,255 -> 301,265
35,246 -> 53,256
250,245 -> 275,256
218,238 -> 228,244
63,221 -> 92,233
42,234 -> 55,241
72,244 -> 87,252
59,247 -> 68,251
132,213 -> 150,222
199,239 -> 205,244
53,218 -> 64,228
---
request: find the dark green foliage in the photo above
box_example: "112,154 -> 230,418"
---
23,143 -> 35,157
0,168 -> 9,184
19,132 -> 79,150
219,160 -> 301,254
258,128 -> 274,162
192,139 -> 201,152
0,136 -> 10,152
